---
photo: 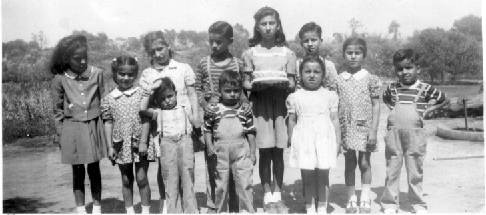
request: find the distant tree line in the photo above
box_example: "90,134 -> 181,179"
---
2,15 -> 482,84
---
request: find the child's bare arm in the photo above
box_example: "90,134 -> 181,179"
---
242,73 -> 253,91
139,119 -> 150,155
287,112 -> 297,147
204,132 -> 215,156
330,111 -> 342,155
246,133 -> 257,165
368,98 -> 380,148
186,85 -> 200,127
103,121 -> 115,159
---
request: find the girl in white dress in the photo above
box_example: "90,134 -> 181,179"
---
286,56 -> 341,213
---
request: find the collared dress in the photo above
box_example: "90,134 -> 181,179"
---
286,87 -> 339,169
101,86 -> 157,164
51,66 -> 107,164
335,69 -> 381,152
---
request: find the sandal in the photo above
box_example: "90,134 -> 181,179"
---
345,199 -> 359,214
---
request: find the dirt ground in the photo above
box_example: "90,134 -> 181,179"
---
3,108 -> 485,213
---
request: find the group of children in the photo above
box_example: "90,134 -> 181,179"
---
50,6 -> 446,214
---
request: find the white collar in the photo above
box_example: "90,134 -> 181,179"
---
152,59 -> 178,71
65,67 -> 93,80
340,69 -> 369,80
111,86 -> 139,99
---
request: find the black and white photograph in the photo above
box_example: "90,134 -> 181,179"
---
2,0 -> 484,213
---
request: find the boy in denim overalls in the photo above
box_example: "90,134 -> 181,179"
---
203,70 -> 257,213
380,49 -> 447,213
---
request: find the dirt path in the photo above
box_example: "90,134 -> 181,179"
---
3,117 -> 484,213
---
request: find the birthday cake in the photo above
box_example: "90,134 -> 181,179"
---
251,70 -> 289,87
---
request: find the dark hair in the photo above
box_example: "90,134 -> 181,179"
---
111,55 -> 139,84
298,22 -> 322,40
50,34 -> 87,74
392,48 -> 420,67
152,77 -> 177,107
209,21 -> 233,42
218,70 -> 242,90
342,37 -> 367,58
142,31 -> 173,62
248,6 -> 287,47
299,55 -> 326,78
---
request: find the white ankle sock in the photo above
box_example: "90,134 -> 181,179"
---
317,202 -> 327,213
273,192 -> 281,202
361,184 -> 371,201
126,206 -> 135,214
77,206 -> 86,214
141,205 -> 150,214
92,205 -> 101,214
306,203 -> 316,214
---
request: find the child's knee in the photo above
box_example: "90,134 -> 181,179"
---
121,174 -> 134,187
136,174 -> 149,187
358,159 -> 371,171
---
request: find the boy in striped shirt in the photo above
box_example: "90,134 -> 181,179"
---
380,49 -> 447,213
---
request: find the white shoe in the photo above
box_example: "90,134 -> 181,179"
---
273,192 -> 281,202
92,205 -> 101,214
383,208 -> 398,214
305,203 -> 316,214
263,192 -> 272,204
162,199 -> 167,214
317,202 -> 327,213
76,206 -> 87,214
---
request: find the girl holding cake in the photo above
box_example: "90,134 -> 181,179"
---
242,6 -> 297,210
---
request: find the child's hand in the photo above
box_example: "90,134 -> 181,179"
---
53,134 -> 61,149
250,153 -> 257,165
139,143 -> 148,157
366,131 -> 377,152
108,146 -> 116,160
150,77 -> 163,92
206,142 -> 216,157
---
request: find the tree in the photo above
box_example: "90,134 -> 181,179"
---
452,15 -> 482,41
407,27 -> 482,83
348,18 -> 363,36
231,23 -> 250,57
388,20 -> 400,41
31,31 -> 47,49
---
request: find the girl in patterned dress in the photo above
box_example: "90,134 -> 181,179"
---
287,56 -> 341,213
50,35 -> 106,214
335,37 -> 381,213
242,6 -> 297,208
101,56 -> 156,214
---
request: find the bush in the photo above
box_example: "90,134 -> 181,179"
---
2,81 -> 54,142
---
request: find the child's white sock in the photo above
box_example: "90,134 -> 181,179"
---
361,184 -> 371,201
161,199 -> 167,214
77,206 -> 87,214
273,191 -> 282,202
126,206 -> 135,214
92,205 -> 101,214
306,202 -> 316,214
141,205 -> 150,214
346,186 -> 357,200
317,202 -> 327,213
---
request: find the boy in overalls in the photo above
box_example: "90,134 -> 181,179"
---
203,70 -> 257,213
380,49 -> 447,213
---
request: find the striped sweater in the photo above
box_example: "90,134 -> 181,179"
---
383,80 -> 445,116
194,56 -> 244,106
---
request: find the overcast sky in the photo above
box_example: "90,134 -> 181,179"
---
2,0 -> 482,47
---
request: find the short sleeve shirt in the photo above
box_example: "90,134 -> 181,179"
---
139,59 -> 196,108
